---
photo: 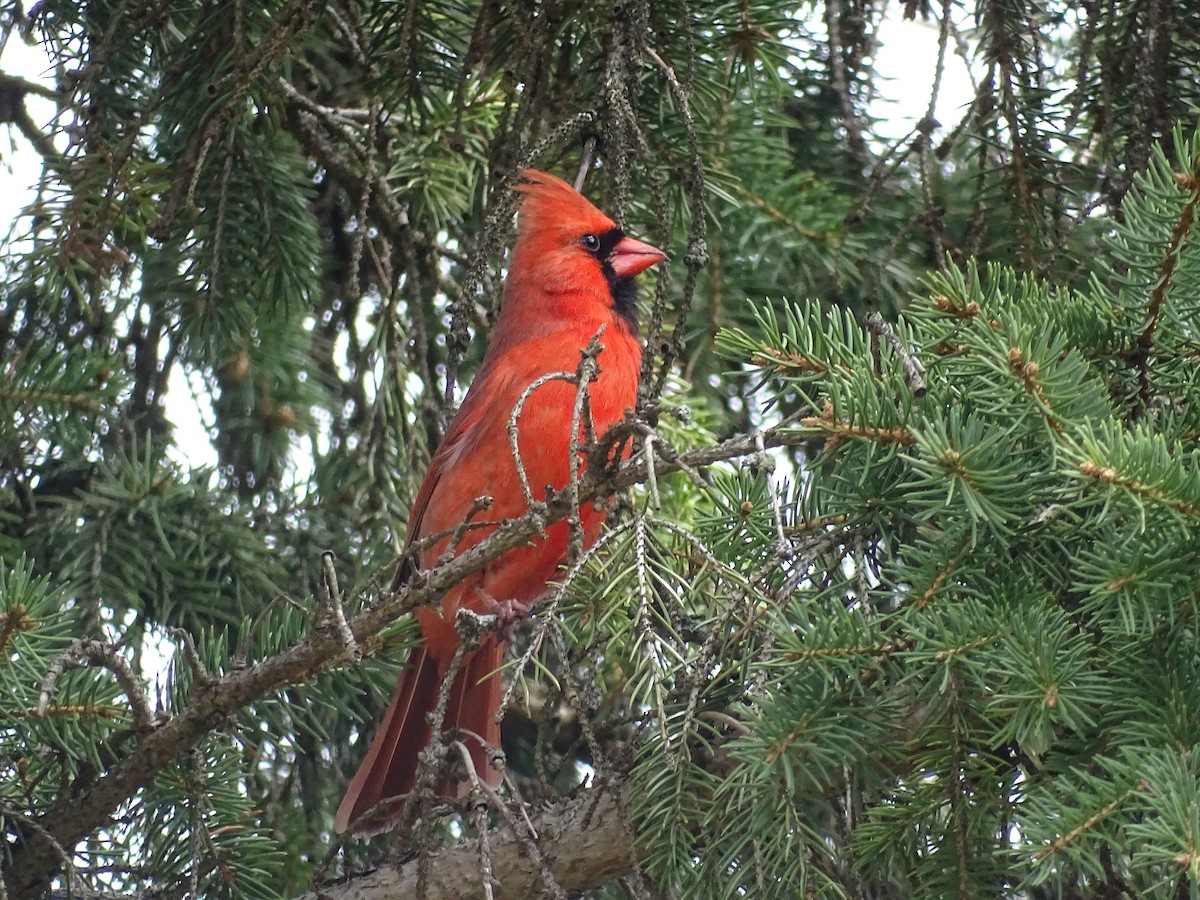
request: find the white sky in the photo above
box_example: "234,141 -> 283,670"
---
872,8 -> 975,139
0,8 -> 976,473
2,36 -> 56,222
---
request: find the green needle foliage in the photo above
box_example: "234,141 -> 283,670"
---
2,1 -> 1200,898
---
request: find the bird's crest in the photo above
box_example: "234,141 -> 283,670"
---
513,168 -> 616,239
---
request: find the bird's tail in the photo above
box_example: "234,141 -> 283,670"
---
335,639 -> 503,834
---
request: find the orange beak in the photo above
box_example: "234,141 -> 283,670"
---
609,235 -> 667,278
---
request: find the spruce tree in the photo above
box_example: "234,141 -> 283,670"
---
2,1 -> 1199,897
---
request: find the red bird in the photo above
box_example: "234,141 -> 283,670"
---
335,169 -> 665,833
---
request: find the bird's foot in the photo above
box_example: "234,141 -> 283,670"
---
471,589 -> 530,642
491,598 -> 531,642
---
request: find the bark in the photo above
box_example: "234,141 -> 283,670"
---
304,786 -> 633,900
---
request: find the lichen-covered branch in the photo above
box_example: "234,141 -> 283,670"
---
303,786 -> 632,900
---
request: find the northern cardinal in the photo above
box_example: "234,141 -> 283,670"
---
335,169 -> 665,833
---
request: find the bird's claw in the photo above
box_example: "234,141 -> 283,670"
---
494,599 -> 531,642
473,591 -> 529,642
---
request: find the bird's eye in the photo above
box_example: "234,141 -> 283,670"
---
580,233 -> 600,253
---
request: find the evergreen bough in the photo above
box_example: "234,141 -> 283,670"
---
2,1 -> 1199,897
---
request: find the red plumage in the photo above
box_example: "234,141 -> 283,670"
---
335,169 -> 665,833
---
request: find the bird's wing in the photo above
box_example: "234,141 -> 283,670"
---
395,354 -> 520,587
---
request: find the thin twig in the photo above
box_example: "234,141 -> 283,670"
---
749,431 -> 790,554
37,638 -> 158,732
171,628 -> 213,686
434,496 -> 496,565
397,606 -> 496,858
496,520 -> 636,717
642,46 -> 707,404
640,435 -> 660,509
507,371 -> 576,535
473,799 -> 496,900
444,110 -> 599,409
186,749 -> 204,900
823,0 -> 869,175
388,633 -> 473,857
450,741 -> 566,899
573,135 -> 598,192
631,419 -> 707,491
697,710 -> 751,736
565,329 -> 606,562
915,0 -> 954,269
547,622 -> 607,784
316,551 -> 360,660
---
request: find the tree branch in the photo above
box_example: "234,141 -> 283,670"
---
0,70 -> 63,170
306,786 -> 631,900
